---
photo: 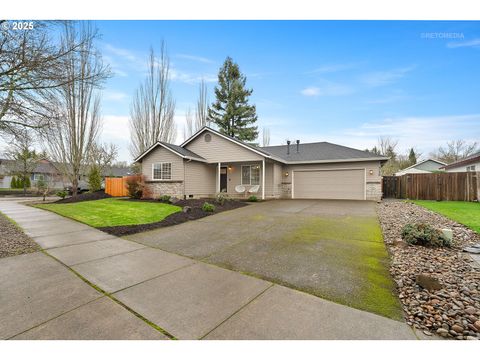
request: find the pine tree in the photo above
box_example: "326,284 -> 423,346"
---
408,148 -> 417,165
208,57 -> 258,141
11,176 -> 17,189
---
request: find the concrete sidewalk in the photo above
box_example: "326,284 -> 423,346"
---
0,199 -> 423,340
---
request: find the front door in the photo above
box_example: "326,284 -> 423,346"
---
220,167 -> 228,192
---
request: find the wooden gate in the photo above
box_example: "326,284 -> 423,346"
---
382,176 -> 399,198
105,177 -> 128,197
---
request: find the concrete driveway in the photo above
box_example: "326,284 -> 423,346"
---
0,198 -> 422,340
126,199 -> 403,320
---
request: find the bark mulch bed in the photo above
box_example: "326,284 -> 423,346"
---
54,190 -> 112,204
98,198 -> 248,237
0,212 -> 40,258
378,200 -> 480,340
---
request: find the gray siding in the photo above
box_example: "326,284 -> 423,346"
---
185,130 -> 264,163
184,161 -> 216,197
416,160 -> 445,172
141,146 -> 184,182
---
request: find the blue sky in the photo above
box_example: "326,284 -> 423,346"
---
95,21 -> 480,161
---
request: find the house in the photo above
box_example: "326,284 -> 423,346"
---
135,126 -> 389,201
440,151 -> 480,173
394,158 -> 446,176
0,158 -> 65,189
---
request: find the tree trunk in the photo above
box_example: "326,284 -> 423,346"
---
72,177 -> 78,197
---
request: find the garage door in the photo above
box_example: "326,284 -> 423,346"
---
293,169 -> 365,200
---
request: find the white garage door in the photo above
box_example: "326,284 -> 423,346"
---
293,169 -> 365,200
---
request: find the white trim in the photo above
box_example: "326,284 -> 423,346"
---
181,127 -> 272,159
152,162 -> 172,180
216,162 -> 221,193
135,142 -> 207,163
291,167 -> 367,200
262,159 -> 265,200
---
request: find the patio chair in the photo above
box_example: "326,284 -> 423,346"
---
248,185 -> 260,194
235,185 -> 246,198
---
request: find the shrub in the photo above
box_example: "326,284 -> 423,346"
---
87,165 -> 102,192
247,195 -> 258,202
10,176 -> 17,189
401,223 -> 451,247
125,175 -> 145,199
56,190 -> 68,199
215,192 -> 230,205
202,202 -> 215,212
159,195 -> 171,202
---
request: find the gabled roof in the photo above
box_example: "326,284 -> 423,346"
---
181,126 -> 273,158
441,151 -> 480,170
398,158 -> 446,172
260,142 -> 389,163
134,141 -> 207,163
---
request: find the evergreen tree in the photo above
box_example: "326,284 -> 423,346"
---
408,148 -> 417,165
87,165 -> 102,192
208,57 -> 258,141
11,176 -> 17,189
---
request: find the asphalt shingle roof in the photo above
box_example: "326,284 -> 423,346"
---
159,142 -> 206,161
260,142 -> 387,162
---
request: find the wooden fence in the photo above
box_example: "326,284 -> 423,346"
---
105,177 -> 129,197
382,172 -> 479,201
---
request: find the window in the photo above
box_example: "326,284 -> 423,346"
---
467,165 -> 476,172
152,163 -> 172,180
241,165 -> 260,185
33,173 -> 44,181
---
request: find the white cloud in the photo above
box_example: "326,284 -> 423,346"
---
447,38 -> 480,48
308,63 -> 358,74
175,54 -> 214,64
359,66 -> 415,87
266,114 -> 480,157
170,69 -> 217,84
104,91 -> 128,101
301,81 -> 354,97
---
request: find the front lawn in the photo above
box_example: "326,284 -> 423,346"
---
412,200 -> 480,234
35,198 -> 181,228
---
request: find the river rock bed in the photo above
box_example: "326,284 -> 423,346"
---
377,200 -> 480,340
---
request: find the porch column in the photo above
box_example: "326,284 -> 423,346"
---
216,162 -> 221,194
262,159 -> 265,200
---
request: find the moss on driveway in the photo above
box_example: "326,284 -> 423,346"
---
35,198 -> 181,228
126,200 -> 403,321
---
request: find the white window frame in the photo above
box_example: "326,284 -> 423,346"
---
467,165 -> 476,172
33,173 -> 45,181
152,162 -> 172,180
241,165 -> 260,185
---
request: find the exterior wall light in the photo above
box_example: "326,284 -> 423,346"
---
369,169 -> 374,175
285,172 -> 289,177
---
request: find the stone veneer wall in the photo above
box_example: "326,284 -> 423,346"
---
145,181 -> 184,199
281,183 -> 292,199
366,181 -> 382,201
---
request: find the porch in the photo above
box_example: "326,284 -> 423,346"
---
215,160 -> 267,200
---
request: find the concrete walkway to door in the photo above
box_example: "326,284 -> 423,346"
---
0,198 -> 424,340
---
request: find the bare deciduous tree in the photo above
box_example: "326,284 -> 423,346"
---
44,22 -> 110,197
0,21 -> 104,139
262,127 -> 270,147
129,42 -> 176,158
183,108 -> 194,140
195,79 -> 209,129
89,142 -> 118,174
430,139 -> 478,164
378,136 -> 399,157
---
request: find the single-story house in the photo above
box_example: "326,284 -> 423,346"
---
440,151 -> 480,173
135,126 -> 389,201
394,158 -> 446,176
0,158 -> 65,189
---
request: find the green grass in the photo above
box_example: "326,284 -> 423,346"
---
412,200 -> 480,234
35,198 -> 181,228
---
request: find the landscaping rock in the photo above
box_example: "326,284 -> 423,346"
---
378,200 -> 480,340
416,274 -> 442,292
182,206 -> 192,213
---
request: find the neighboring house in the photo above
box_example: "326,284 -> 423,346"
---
135,126 -> 388,201
394,158 -> 446,176
0,158 -> 65,189
440,151 -> 480,173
